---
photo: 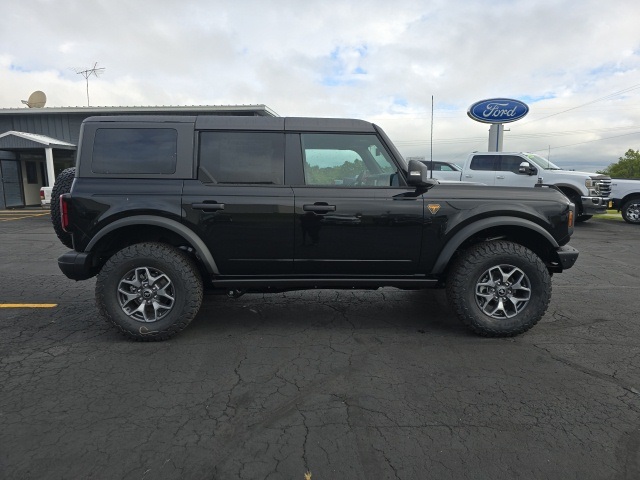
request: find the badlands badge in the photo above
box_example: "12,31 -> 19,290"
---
427,204 -> 441,215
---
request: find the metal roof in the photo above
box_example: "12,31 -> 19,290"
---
0,104 -> 279,117
0,131 -> 76,149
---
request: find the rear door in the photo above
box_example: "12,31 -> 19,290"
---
182,130 -> 295,275
463,155 -> 497,185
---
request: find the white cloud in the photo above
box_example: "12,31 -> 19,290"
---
1,0 -> 639,170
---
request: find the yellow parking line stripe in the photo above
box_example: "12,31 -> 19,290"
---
0,304 -> 58,308
0,211 -> 48,215
0,213 -> 49,221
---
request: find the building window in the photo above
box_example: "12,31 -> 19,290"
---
25,161 -> 38,184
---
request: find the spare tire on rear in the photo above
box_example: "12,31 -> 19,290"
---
50,167 -> 76,249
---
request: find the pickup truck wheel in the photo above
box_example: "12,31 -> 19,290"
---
447,241 -> 551,337
50,167 -> 76,248
563,191 -> 591,222
96,243 -> 203,341
621,199 -> 640,224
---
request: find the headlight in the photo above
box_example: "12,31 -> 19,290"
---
585,178 -> 600,194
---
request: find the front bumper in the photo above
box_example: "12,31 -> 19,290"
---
611,198 -> 623,210
553,244 -> 579,272
58,251 -> 97,280
581,196 -> 610,215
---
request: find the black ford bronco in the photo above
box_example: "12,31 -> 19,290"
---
52,115 -> 578,340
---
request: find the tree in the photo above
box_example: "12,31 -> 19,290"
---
597,149 -> 640,178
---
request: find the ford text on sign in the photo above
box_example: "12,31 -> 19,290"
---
467,98 -> 529,123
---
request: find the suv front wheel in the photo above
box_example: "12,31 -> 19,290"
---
96,243 -> 203,341
447,241 -> 551,337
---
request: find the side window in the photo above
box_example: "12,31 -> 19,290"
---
92,128 -> 178,174
437,163 -> 456,172
469,155 -> 497,171
301,133 -> 398,187
199,132 -> 284,184
500,155 -> 529,174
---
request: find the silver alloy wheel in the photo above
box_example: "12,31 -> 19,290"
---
474,264 -> 531,319
117,266 -> 175,322
624,202 -> 640,222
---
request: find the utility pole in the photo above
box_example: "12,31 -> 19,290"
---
75,62 -> 105,107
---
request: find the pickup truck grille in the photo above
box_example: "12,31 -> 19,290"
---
598,179 -> 612,197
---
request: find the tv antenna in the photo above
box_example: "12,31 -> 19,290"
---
74,62 -> 105,106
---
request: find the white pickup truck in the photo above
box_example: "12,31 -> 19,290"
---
425,152 -> 611,221
610,178 -> 640,224
39,186 -> 52,208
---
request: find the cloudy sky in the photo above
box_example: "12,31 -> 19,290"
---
2,0 -> 640,171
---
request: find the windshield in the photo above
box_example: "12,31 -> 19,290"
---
524,153 -> 562,170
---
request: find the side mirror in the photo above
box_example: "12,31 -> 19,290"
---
407,160 -> 438,188
519,161 -> 536,176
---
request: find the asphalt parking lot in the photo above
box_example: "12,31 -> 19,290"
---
1,211 -> 639,480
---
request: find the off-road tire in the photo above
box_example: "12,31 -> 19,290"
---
564,190 -> 591,223
621,198 -> 640,224
50,167 -> 76,248
96,242 -> 203,341
447,241 -> 551,337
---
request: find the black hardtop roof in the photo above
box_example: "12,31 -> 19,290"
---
83,115 -> 377,133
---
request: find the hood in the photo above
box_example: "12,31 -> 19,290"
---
541,169 -> 609,179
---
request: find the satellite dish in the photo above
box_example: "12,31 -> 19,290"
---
23,91 -> 47,108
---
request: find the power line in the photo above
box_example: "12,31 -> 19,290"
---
528,131 -> 640,153
518,83 -> 640,125
393,124 -> 640,146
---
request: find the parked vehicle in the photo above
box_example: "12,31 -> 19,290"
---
427,152 -> 611,221
418,160 -> 464,182
39,186 -> 52,208
53,115 -> 578,340
610,178 -> 640,224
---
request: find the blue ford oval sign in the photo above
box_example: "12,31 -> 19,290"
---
467,98 -> 529,124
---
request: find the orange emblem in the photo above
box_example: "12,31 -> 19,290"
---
427,204 -> 441,214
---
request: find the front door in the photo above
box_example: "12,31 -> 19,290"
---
292,132 -> 424,275
495,155 -> 538,188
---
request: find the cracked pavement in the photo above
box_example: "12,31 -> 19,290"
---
1,214 -> 639,479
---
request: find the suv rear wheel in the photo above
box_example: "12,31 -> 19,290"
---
447,241 -> 551,337
96,242 -> 203,341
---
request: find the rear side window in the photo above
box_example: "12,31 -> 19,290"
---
470,155 -> 497,171
91,128 -> 177,174
198,132 -> 285,184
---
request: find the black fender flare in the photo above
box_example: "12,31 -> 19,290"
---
85,215 -> 219,274
431,216 -> 559,274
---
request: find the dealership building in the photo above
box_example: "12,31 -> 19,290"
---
0,104 -> 277,209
